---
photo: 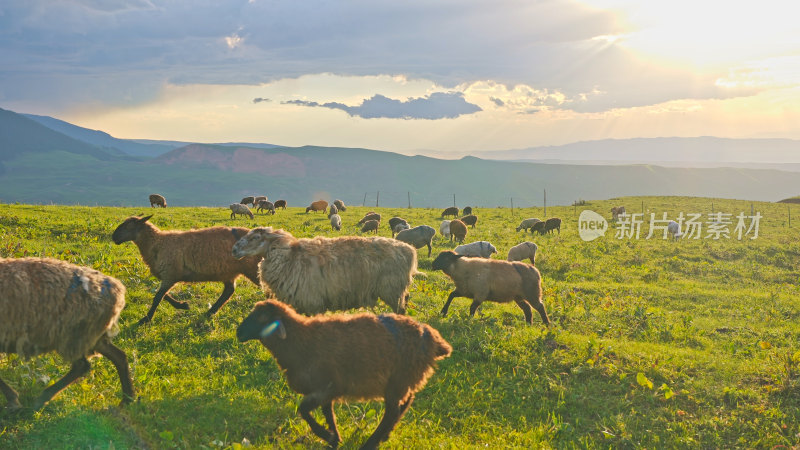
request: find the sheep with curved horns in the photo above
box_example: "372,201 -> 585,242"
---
454,241 -> 497,258
507,241 -> 538,265
432,250 -> 550,325
333,199 -> 347,212
0,257 -> 135,410
230,203 -> 254,219
237,299 -> 451,448
306,200 -> 328,214
149,194 -> 166,208
395,225 -> 437,257
516,218 -> 541,232
112,215 -> 261,324
440,207 -> 459,218
330,213 -> 342,231
232,227 -> 417,314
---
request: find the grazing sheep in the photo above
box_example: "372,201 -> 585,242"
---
459,214 -> 478,229
0,257 -> 134,410
395,225 -> 437,257
254,195 -> 267,204
507,242 -> 538,265
389,217 -> 409,237
231,227 -> 417,314
358,212 -> 382,225
531,221 -> 547,235
432,251 -> 549,325
328,203 -> 338,218
448,219 -> 468,243
544,217 -> 562,235
667,220 -> 683,240
330,213 -> 342,231
611,206 -> 626,221
241,196 -> 255,207
439,220 -> 451,239
274,199 -> 287,209
112,215 -> 261,324
236,300 -> 451,448
230,203 -> 255,220
454,241 -> 497,258
149,194 -> 166,208
393,222 -> 410,236
361,219 -> 380,234
516,218 -> 541,232
462,206 -> 473,215
333,199 -> 347,212
256,200 -> 275,215
306,200 -> 328,214
441,207 -> 459,218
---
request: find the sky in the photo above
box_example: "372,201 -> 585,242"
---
1,0 -> 799,156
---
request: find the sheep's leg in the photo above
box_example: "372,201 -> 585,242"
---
163,293 -> 190,310
531,298 -> 550,325
206,281 -> 235,316
139,281 -> 176,325
515,299 -> 534,325
94,336 -> 135,405
0,377 -> 21,410
299,396 -> 338,446
468,299 -> 484,317
321,401 -> 341,446
33,357 -> 91,410
426,242 -> 432,257
440,289 -> 461,316
360,394 -> 407,449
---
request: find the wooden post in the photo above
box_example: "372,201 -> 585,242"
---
362,192 -> 367,207
751,203 -> 754,216
789,205 -> 792,227
544,189 -> 547,217
453,194 -> 456,208
510,197 -> 514,218
376,191 -> 380,207
408,191 -> 411,209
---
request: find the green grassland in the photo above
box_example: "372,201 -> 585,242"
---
1,197 -> 800,448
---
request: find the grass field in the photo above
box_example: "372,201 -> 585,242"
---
1,197 -> 800,448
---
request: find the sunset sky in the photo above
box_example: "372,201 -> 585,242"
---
1,0 -> 798,155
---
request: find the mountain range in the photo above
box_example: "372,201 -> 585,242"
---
1,107 -> 798,207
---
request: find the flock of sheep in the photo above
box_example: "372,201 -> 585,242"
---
1,195 -> 570,448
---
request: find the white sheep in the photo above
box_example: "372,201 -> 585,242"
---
667,220 -> 683,240
439,220 -> 451,239
330,213 -> 342,231
507,242 -> 538,265
515,218 -> 541,232
230,203 -> 254,219
454,241 -> 498,258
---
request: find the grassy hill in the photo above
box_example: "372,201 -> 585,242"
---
1,196 -> 800,447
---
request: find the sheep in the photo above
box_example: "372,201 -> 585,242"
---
333,199 -> 347,212
236,299 -> 451,448
231,227 -> 417,314
667,220 -> 683,240
395,225 -> 437,257
516,218 -> 541,232
306,200 -> 328,214
544,217 -> 562,234
240,196 -> 255,207
432,251 -> 549,325
393,222 -> 410,236
274,199 -> 287,209
361,219 -> 380,234
440,207 -> 459,218
531,221 -> 546,235
330,213 -> 342,231
254,195 -> 267,206
256,200 -> 275,215
448,219 -> 467,243
611,206 -> 626,221
459,214 -> 478,229
328,203 -> 338,218
230,203 -> 255,220
507,242 -> 538,265
149,194 -> 167,208
0,257 -> 135,410
111,215 -> 261,324
358,212 -> 382,225
439,220 -> 451,239
454,241 -> 497,258
462,206 -> 473,215
389,217 -> 409,237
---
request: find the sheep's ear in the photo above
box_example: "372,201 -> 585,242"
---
276,320 -> 287,339
140,215 -> 153,223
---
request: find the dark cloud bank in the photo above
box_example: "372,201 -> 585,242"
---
284,92 -> 482,120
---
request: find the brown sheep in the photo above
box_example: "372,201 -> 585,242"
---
361,219 -> 380,234
432,251 -> 549,325
256,200 -> 275,215
240,196 -> 255,206
462,206 -> 473,215
448,219 -> 467,243
358,212 -> 382,225
459,214 -> 478,228
149,194 -> 167,208
611,206 -> 626,221
111,215 -> 261,324
544,217 -> 562,234
531,221 -> 546,235
507,242 -> 538,265
333,199 -> 347,212
440,206 -> 459,218
389,217 -> 409,237
274,199 -> 287,209
253,195 -> 267,206
236,299 -> 451,448
306,200 -> 328,214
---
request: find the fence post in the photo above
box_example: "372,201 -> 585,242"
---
789,205 -> 792,227
453,194 -> 456,208
376,191 -> 380,207
363,192 -> 367,207
408,191 -> 411,209
510,197 -> 514,218
544,189 -> 547,217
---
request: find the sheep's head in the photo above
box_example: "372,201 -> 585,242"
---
488,243 -> 498,254
237,300 -> 289,343
232,227 -> 294,258
431,250 -> 463,272
111,215 -> 152,244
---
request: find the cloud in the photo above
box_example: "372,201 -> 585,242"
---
283,92 -> 482,119
252,97 -> 270,103
225,33 -> 243,50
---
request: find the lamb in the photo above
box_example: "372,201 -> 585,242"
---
448,219 -> 468,243
462,206 -> 473,215
306,200 -> 328,214
231,227 -> 417,314
516,218 -> 541,232
440,207 -> 459,218
611,206 -> 626,221
230,203 -> 255,220
240,196 -> 255,207
256,200 -> 275,215
395,225 -> 437,257
274,199 -> 287,209
432,251 -> 549,325
330,213 -> 342,231
454,241 -> 497,258
149,194 -> 167,208
439,220 -> 451,239
112,215 -> 261,324
236,299 -> 451,448
0,257 -> 134,410
328,203 -> 338,218
361,219 -> 380,234
667,220 -> 683,240
507,241 -> 538,265
459,214 -> 478,229
531,221 -> 546,235
358,212 -> 382,225
333,199 -> 347,212
544,217 -> 562,234
389,217 -> 409,237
